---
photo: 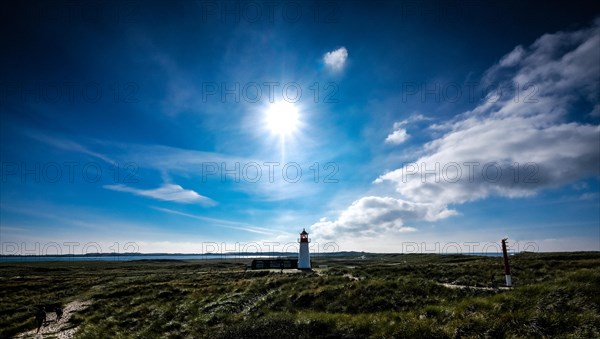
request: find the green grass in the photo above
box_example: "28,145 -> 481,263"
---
1,252 -> 599,338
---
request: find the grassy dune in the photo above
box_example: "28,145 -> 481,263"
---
1,252 -> 599,338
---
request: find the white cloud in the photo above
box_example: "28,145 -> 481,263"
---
311,196 -> 454,240
311,19 -> 600,241
499,45 -> 524,67
323,47 -> 348,72
378,19 -> 600,207
385,128 -> 409,144
377,122 -> 599,206
104,183 -> 216,206
385,114 -> 430,144
399,114 -> 430,126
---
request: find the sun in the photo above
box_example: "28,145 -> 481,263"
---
265,101 -> 299,136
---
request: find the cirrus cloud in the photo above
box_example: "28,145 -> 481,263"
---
104,183 -> 216,206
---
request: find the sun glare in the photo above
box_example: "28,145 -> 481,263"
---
265,101 -> 299,136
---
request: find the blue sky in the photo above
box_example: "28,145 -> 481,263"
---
1,1 -> 599,254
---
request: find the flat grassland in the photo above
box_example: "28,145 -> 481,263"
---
1,252 -> 598,338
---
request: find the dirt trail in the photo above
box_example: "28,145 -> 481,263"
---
440,283 -> 511,291
14,300 -> 92,339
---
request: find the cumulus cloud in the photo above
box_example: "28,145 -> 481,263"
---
311,196 -> 451,239
104,183 -> 216,206
311,19 -> 600,239
384,114 -> 429,144
323,47 -> 348,72
385,128 -> 409,144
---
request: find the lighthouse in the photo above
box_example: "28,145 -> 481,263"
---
298,228 -> 311,270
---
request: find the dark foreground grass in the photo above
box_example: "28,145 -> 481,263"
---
1,252 -> 598,338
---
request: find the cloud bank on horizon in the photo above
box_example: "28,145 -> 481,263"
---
311,19 -> 600,241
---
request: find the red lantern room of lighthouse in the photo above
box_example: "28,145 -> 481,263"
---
300,229 -> 309,243
298,228 -> 311,270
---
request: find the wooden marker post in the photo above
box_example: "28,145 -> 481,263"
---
501,238 -> 512,287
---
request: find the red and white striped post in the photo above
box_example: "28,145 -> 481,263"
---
501,238 -> 512,287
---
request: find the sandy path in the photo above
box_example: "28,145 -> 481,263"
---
14,300 -> 92,339
440,283 -> 511,291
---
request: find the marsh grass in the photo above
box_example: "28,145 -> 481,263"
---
1,253 -> 598,338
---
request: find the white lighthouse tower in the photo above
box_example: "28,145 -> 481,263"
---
298,228 -> 311,270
